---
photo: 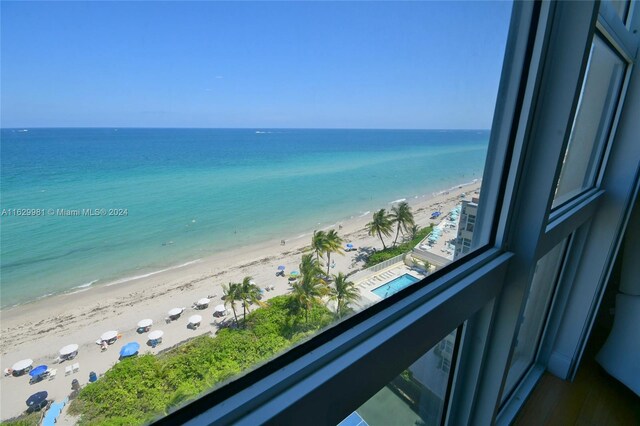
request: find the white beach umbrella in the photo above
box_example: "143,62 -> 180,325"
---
59,344 -> 79,356
168,308 -> 183,316
197,298 -> 210,306
12,359 -> 33,371
214,304 -> 226,313
101,330 -> 118,341
188,315 -> 202,324
249,280 -> 256,285
137,319 -> 153,328
148,330 -> 164,340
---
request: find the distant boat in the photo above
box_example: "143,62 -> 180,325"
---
17,129 -> 29,132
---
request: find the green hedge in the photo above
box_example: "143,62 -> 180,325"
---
365,225 -> 433,268
68,295 -> 332,425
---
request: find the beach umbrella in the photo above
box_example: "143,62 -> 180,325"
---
277,265 -> 285,270
249,280 -> 256,285
197,298 -> 210,306
148,330 -> 164,341
29,365 -> 48,378
168,308 -> 183,316
214,304 -> 226,313
119,342 -> 140,358
346,243 -> 354,249
101,330 -> 118,342
26,391 -> 47,408
59,344 -> 79,357
188,315 -> 202,324
12,359 -> 33,372
137,319 -> 153,328
290,271 -> 300,277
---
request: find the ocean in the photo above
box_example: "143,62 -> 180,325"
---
0,128 -> 488,308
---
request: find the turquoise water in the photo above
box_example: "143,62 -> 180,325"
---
371,274 -> 421,299
0,129 -> 487,308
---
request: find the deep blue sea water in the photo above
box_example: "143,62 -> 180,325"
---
0,128 -> 488,308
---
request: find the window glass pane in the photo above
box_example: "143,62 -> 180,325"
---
606,0 -> 630,23
339,330 -> 458,426
502,239 -> 568,400
0,2 -> 512,424
553,36 -> 626,208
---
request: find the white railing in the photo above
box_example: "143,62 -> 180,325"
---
350,253 -> 406,283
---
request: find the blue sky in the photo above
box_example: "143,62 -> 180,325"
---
1,1 -> 512,129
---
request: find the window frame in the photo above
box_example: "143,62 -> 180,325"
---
151,2 -> 640,425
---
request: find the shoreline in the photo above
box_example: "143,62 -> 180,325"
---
0,178 -> 480,312
0,180 -> 480,421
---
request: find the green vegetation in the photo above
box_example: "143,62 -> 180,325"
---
310,229 -> 345,275
364,225 -> 432,268
221,276 -> 262,328
290,253 -> 329,322
68,295 -> 333,425
390,201 -> 415,246
3,412 -> 41,426
323,229 -> 344,276
329,272 -> 360,318
366,209 -> 394,249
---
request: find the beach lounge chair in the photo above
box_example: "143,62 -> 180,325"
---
65,365 -> 72,376
48,369 -> 57,380
72,363 -> 80,373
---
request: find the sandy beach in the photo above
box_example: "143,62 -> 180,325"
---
0,181 -> 480,421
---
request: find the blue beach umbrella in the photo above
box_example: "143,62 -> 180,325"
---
290,271 -> 299,277
26,391 -> 47,408
119,342 -> 140,358
346,243 -> 354,249
277,265 -> 285,270
29,365 -> 48,377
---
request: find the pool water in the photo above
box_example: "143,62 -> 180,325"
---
371,274 -> 420,299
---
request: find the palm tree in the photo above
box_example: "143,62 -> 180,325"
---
222,282 -> 241,327
238,276 -> 262,328
408,224 -> 420,240
311,230 -> 327,264
293,253 -> 329,322
330,272 -> 360,318
390,202 -> 415,246
366,209 -> 394,250
323,229 -> 344,276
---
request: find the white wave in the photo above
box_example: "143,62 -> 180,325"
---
104,259 -> 202,287
389,198 -> 406,204
75,279 -> 98,289
358,211 -> 371,218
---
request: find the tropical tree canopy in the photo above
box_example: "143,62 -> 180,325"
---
330,272 -> 360,318
291,253 -> 328,321
238,276 -> 263,327
222,282 -> 241,326
311,230 -> 327,263
366,209 -> 394,249
390,201 -> 415,245
323,229 -> 344,276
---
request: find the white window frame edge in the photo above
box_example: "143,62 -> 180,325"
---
463,1 -> 600,425
497,2 -> 640,424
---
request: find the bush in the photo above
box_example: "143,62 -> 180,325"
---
365,226 -> 433,267
69,295 -> 331,425
3,412 -> 41,426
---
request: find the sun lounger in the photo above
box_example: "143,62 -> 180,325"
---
72,363 -> 80,373
48,369 -> 57,380
65,365 -> 72,376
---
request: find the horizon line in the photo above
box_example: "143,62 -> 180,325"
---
1,126 -> 491,131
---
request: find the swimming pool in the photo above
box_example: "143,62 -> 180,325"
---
371,274 -> 420,299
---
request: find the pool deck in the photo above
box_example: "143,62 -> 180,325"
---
353,263 -> 427,306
